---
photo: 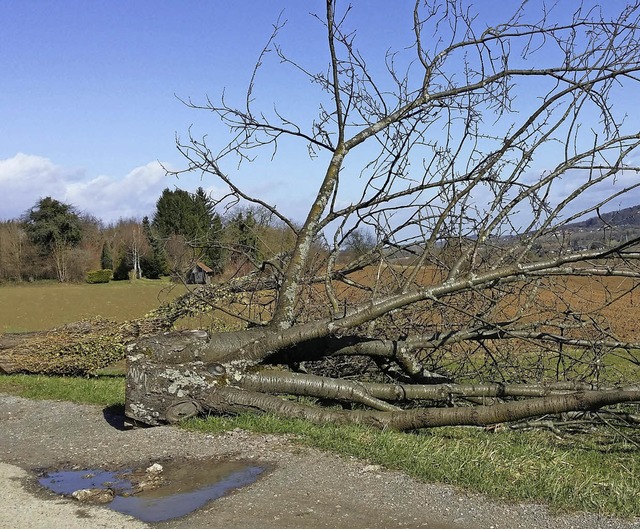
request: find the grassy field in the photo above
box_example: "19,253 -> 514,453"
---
0,279 -> 185,333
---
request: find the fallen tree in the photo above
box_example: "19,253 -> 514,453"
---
122,0 -> 640,430
8,1 -> 640,431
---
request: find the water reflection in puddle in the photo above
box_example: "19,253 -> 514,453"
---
39,460 -> 265,522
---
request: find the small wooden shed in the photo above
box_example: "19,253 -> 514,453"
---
187,261 -> 214,284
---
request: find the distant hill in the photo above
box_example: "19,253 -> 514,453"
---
553,204 -> 640,252
568,205 -> 640,229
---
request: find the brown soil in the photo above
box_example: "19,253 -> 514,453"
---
1,394 -> 639,529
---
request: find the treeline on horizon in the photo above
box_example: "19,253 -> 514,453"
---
0,187 -> 299,283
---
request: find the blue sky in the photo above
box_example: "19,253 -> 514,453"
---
1,1 -> 639,225
0,1 -> 408,222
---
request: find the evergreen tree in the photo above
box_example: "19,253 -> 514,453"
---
100,242 -> 113,270
152,189 -> 194,239
151,188 -> 224,274
191,187 -> 214,240
112,250 -> 131,281
22,197 -> 83,282
227,210 -> 260,264
207,212 -> 226,273
141,216 -> 167,279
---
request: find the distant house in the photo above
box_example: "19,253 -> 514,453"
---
187,261 -> 214,284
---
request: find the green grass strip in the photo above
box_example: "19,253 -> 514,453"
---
0,374 -> 125,407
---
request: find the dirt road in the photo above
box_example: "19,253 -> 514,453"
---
1,394 -> 638,529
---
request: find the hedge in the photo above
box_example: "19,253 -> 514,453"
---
86,269 -> 112,284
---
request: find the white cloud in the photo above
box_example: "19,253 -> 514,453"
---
0,153 -> 208,223
0,153 -> 84,219
65,162 -> 172,222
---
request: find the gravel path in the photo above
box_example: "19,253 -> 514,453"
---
1,393 -> 638,529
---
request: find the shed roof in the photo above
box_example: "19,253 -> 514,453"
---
194,261 -> 214,274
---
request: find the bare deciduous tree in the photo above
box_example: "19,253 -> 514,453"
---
44,1 -> 640,428
0,221 -> 36,281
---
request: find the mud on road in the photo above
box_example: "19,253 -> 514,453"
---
1,394 -> 638,529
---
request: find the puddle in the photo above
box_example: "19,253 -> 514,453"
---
38,460 -> 265,522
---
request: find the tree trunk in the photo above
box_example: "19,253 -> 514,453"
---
123,330 -> 640,431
